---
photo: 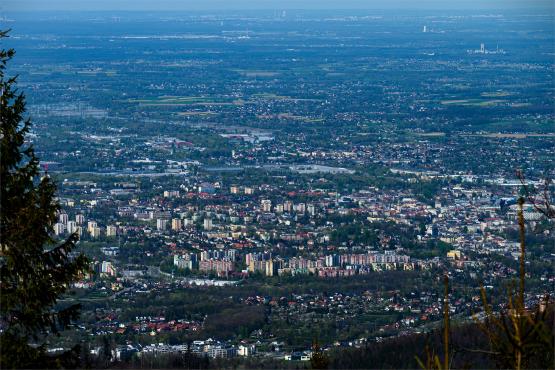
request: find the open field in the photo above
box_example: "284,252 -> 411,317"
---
440,99 -> 507,106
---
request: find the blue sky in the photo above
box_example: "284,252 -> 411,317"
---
4,0 -> 554,11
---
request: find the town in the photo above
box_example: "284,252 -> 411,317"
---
3,7 -> 554,368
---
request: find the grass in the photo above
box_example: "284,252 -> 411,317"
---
233,69 -> 280,77
177,111 -> 218,117
440,99 -> 506,106
126,96 -> 214,104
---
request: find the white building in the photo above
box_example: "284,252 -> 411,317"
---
67,221 -> 77,234
157,219 -> 168,231
204,218 -> 213,231
238,344 -> 255,357
75,214 -> 85,224
54,222 -> 65,236
261,199 -> 272,213
307,204 -> 316,216
58,213 -> 69,225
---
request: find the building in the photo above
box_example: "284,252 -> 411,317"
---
174,253 -> 198,270
157,219 -> 168,231
238,344 -> 255,357
58,213 -> 69,225
265,259 -> 282,277
244,187 -> 254,195
230,185 -> 240,194
261,199 -> 272,213
285,351 -> 312,361
447,250 -> 462,260
163,190 -> 180,198
106,225 -> 118,237
204,218 -> 213,231
199,259 -> 234,276
67,221 -> 77,234
75,214 -> 85,224
198,182 -> 216,194
283,200 -> 293,212
171,218 -> 182,231
307,204 -> 316,216
100,261 -> 116,277
54,222 -> 65,235
206,345 -> 237,359
87,221 -> 98,234
90,226 -> 101,238
325,254 -> 339,267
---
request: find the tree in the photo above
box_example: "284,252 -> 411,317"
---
415,275 -> 451,370
472,197 -> 553,370
0,30 -> 90,368
311,337 -> 330,369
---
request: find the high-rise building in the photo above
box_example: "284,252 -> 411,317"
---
101,261 -> 116,276
106,225 -> 118,237
423,25 -> 427,33
265,259 -> 282,277
67,221 -> 77,234
75,214 -> 85,224
87,221 -> 97,234
283,200 -> 293,213
238,344 -> 255,357
54,222 -> 65,235
90,226 -> 101,238
225,249 -> 236,261
171,218 -> 182,231
163,190 -> 180,198
480,43 -> 485,53
307,204 -> 316,216
261,199 -> 272,213
174,253 -> 198,269
204,218 -> 213,231
58,213 -> 69,225
157,219 -> 168,231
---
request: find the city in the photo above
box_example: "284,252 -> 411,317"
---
0,1 -> 553,369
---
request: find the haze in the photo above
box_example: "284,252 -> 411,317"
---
4,0 -> 555,11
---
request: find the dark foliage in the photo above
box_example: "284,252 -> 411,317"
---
328,323 -> 495,369
0,30 -> 90,368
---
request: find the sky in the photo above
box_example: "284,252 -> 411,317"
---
3,0 -> 554,12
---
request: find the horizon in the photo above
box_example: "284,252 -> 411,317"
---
3,0 -> 555,12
